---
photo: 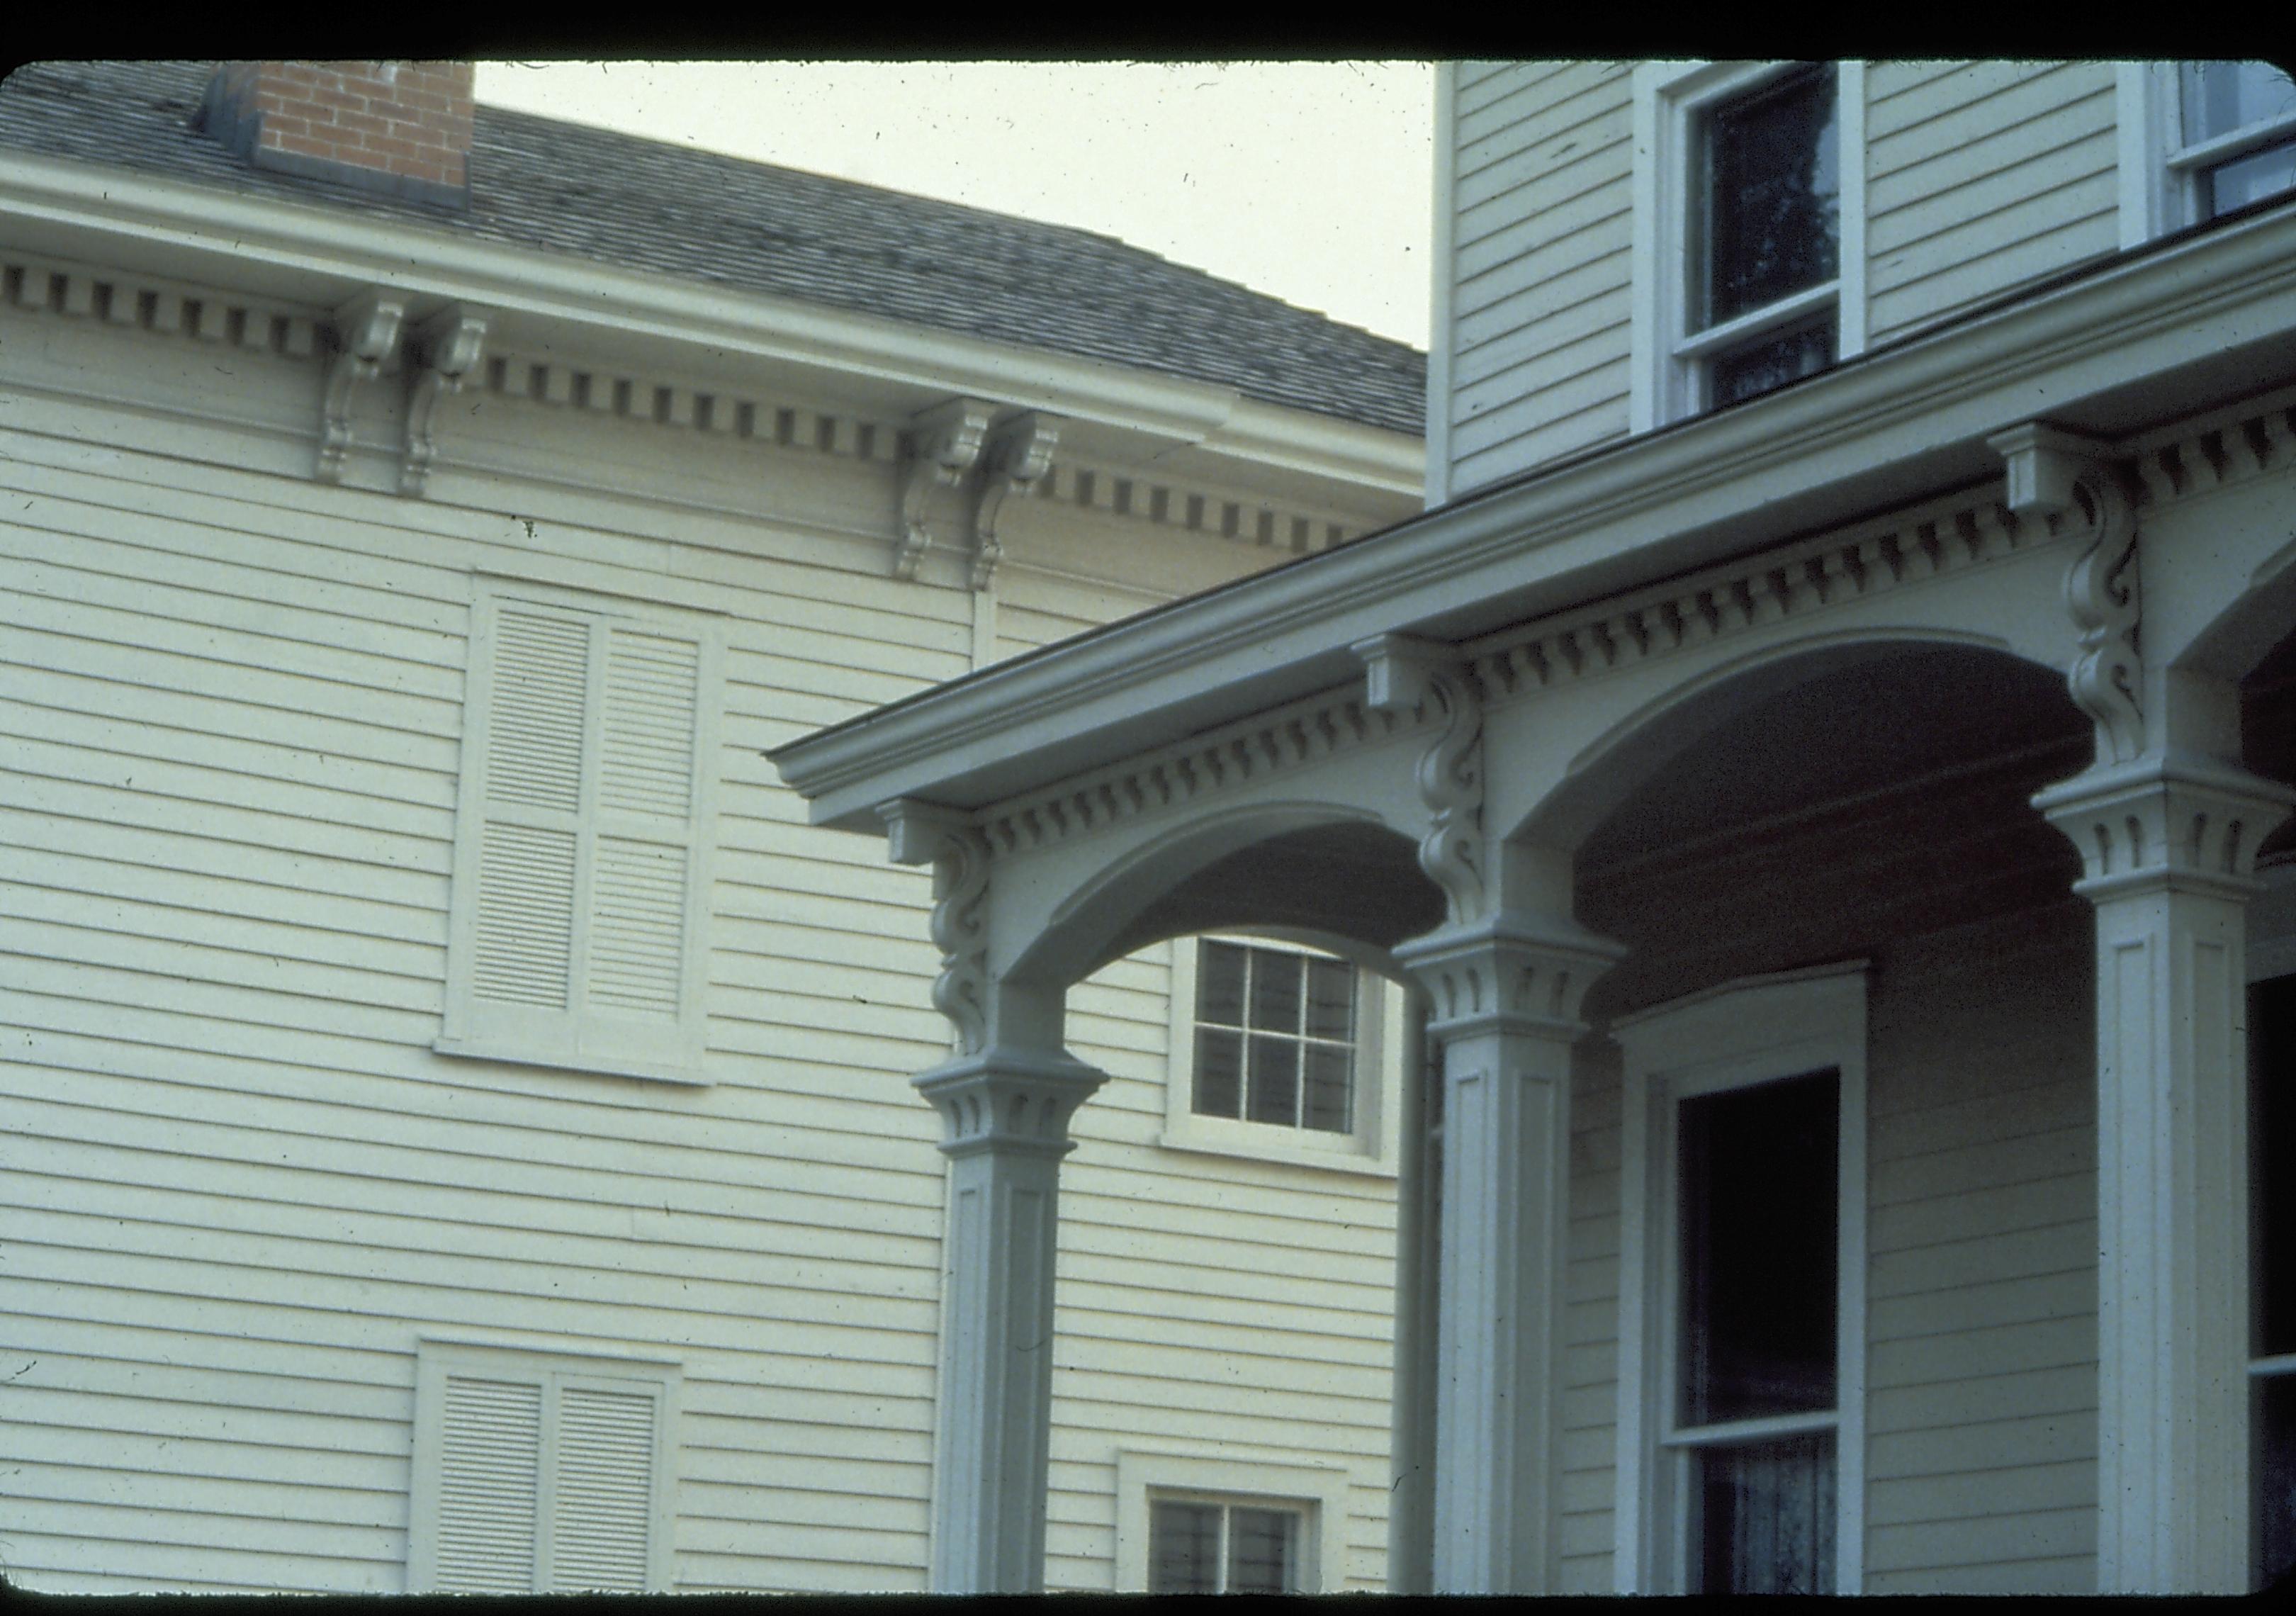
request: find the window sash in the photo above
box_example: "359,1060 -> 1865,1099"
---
1191,939 -> 1357,1135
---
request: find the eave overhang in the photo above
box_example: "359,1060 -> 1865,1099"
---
772,200 -> 2296,834
0,150 -> 1421,498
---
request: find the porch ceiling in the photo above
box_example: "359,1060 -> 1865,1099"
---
772,201 -> 2296,837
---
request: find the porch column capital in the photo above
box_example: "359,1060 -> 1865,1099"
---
912,1045 -> 1107,1160
1395,910 -> 1626,1040
2032,752 -> 2295,902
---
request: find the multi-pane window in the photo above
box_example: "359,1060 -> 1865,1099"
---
1147,1498 -> 1302,1594
2253,973 -> 2296,1585
1695,65 -> 1840,409
1192,940 -> 1356,1133
2177,62 -> 2296,221
1676,1069 -> 1840,1594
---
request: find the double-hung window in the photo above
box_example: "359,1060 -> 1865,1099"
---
1113,1449 -> 1349,1594
1159,935 -> 1407,1174
1631,62 -> 1867,428
2120,62 -> 2296,245
437,583 -> 723,1084
1147,1498 -> 1304,1594
1613,963 -> 1867,1594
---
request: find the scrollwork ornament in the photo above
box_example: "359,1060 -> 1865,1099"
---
2063,470 -> 2144,762
927,826 -> 994,1055
1415,666 -> 1487,921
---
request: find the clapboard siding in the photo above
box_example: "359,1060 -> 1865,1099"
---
1442,61 -> 1635,496
1558,1054 -> 1623,1594
1866,61 -> 2118,344
0,315 -> 1414,1593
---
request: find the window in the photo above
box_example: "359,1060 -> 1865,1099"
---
1159,935 -> 1407,1174
1612,963 -> 1867,1594
2120,62 -> 2296,246
408,1340 -> 679,1593
2251,858 -> 2296,1586
1113,1449 -> 1348,1594
1631,62 -> 1868,430
437,584 -> 723,1084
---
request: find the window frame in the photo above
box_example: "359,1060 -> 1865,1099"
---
1611,961 -> 1869,1594
2117,61 -> 2296,249
435,578 -> 725,1087
407,1335 -> 682,1595
1113,1447 -> 1348,1594
1630,60 -> 1868,432
1160,932 -> 1407,1175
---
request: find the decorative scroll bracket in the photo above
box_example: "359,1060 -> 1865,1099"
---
1989,422 -> 2144,763
318,289 -> 407,485
896,398 -> 996,581
969,413 -> 1061,593
883,798 -> 994,1056
399,304 -> 490,497
1356,632 -> 1488,922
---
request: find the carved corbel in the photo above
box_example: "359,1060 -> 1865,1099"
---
1355,632 -> 1487,921
1989,423 -> 2144,762
399,305 -> 491,497
883,799 -> 994,1055
969,413 -> 1061,592
895,398 -> 996,581
317,289 -> 407,484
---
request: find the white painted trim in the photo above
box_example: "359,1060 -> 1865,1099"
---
1159,934 -> 1405,1177
1630,62 -> 1867,432
1426,62 -> 1458,509
408,1337 -> 681,1594
1112,1446 -> 1350,1593
1611,960 -> 1869,1594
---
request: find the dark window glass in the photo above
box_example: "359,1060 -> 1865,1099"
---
1305,958 -> 1355,1042
2207,140 -> 2296,218
2258,976 -> 2296,1357
2261,1376 -> 2296,1587
1251,950 -> 1304,1035
1679,1068 -> 1839,1426
1192,941 -> 1356,1135
1148,1501 -> 1221,1593
1701,67 -> 1839,328
1247,1035 -> 1300,1126
1227,1507 -> 1298,1594
1710,319 -> 1835,409
1193,1027 -> 1243,1118
1696,1433 -> 1836,1594
1304,1044 -> 1353,1133
1198,943 -> 1247,1027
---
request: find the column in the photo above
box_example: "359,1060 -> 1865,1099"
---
2035,752 -> 2295,1593
913,1045 -> 1105,1593
1395,909 -> 1623,1594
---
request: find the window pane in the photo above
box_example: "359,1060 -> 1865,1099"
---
1680,1069 -> 1839,1425
1696,1433 -> 1835,1595
1247,1035 -> 1300,1127
2261,1375 -> 2296,1587
2207,139 -> 2296,218
1305,958 -> 1356,1042
1148,1501 -> 1221,1594
1303,1043 -> 1354,1134
1704,66 -> 1839,327
1710,320 -> 1834,409
1198,943 -> 1247,1027
1249,949 -> 1304,1034
1193,1028 -> 1243,1119
1227,1508 -> 1299,1595
2182,62 -> 2296,144
2257,977 -> 2296,1356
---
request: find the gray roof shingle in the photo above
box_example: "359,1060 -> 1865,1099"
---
0,62 -> 1426,436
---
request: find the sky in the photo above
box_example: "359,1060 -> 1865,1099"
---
473,62 -> 1436,351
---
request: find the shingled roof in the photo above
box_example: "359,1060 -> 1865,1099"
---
0,62 -> 1426,436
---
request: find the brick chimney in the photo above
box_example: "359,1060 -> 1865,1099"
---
200,62 -> 473,208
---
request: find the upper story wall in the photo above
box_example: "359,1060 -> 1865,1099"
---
1429,60 -> 2149,502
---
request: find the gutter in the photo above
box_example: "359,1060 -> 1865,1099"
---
771,200 -> 2296,833
0,150 -> 1421,492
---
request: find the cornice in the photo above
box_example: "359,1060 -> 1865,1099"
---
774,202 -> 2296,834
0,151 -> 1419,493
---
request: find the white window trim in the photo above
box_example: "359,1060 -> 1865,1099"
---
407,1335 -> 682,1594
1159,932 -> 1407,1176
435,576 -> 725,1087
1611,960 -> 1869,1595
1630,60 -> 1868,434
2118,62 -> 2296,249
1113,1446 -> 1349,1594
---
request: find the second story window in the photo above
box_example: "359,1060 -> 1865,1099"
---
2177,62 -> 2296,220
1695,66 -> 1841,409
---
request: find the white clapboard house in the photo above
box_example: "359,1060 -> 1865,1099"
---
771,61 -> 2296,1594
0,61 -> 1430,1593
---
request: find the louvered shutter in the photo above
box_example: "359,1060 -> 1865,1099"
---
441,592 -> 717,1078
425,1374 -> 544,1593
546,1382 -> 663,1592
